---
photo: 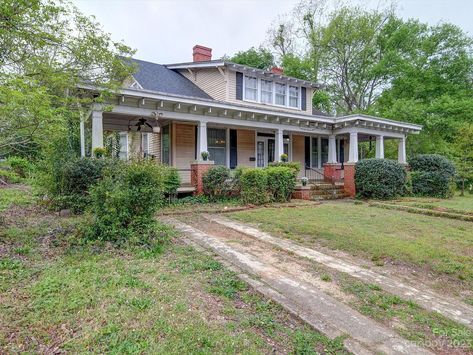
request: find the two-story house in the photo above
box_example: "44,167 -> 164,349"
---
80,45 -> 421,195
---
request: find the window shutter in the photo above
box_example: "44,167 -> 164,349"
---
236,72 -> 243,100
301,87 -> 307,111
230,129 -> 237,169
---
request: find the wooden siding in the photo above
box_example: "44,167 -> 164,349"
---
173,123 -> 195,183
179,68 -> 227,101
149,132 -> 160,159
291,134 -> 305,172
237,129 -> 256,167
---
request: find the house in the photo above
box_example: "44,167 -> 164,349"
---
80,45 -> 422,196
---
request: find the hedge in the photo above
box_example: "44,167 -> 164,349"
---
355,159 -> 407,199
266,166 -> 297,202
202,166 -> 230,199
239,168 -> 270,205
408,154 -> 456,198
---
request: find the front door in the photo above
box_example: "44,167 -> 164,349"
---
256,138 -> 275,167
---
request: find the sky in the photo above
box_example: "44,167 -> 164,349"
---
72,0 -> 473,64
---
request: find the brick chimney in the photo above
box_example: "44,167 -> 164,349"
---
193,45 -> 212,62
271,66 -> 283,75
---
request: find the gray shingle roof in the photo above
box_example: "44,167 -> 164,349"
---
127,58 -> 212,100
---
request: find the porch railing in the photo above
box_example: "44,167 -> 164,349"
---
304,166 -> 343,184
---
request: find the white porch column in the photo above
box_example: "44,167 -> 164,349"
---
275,129 -> 284,161
375,135 -> 384,159
80,118 -> 85,157
328,134 -> 337,163
348,132 -> 359,163
91,111 -> 103,150
197,121 -> 208,160
398,135 -> 407,164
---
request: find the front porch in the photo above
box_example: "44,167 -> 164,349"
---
81,90 -> 420,197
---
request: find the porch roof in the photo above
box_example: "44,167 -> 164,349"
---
82,84 -> 422,137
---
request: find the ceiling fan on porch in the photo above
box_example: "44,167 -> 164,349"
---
128,117 -> 153,132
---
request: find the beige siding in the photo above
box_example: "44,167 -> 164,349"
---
237,129 -> 256,167
292,135 -> 305,173
173,123 -> 195,183
227,71 -> 315,116
149,132 -> 161,160
179,68 -> 227,101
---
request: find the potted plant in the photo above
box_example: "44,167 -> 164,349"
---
93,147 -> 106,159
280,153 -> 288,162
301,176 -> 309,186
201,151 -> 209,161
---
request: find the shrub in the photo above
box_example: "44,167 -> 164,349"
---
408,154 -> 456,198
87,160 -> 166,246
38,157 -> 116,213
163,166 -> 180,196
411,171 -> 455,198
0,169 -> 21,184
268,161 -> 301,175
202,166 -> 230,199
7,156 -> 30,178
240,168 -> 270,205
266,166 -> 297,202
355,159 -> 407,199
408,154 -> 456,176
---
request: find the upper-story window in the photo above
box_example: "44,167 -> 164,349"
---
261,79 -> 273,104
275,83 -> 286,106
243,75 -> 302,110
289,85 -> 299,108
244,76 -> 258,101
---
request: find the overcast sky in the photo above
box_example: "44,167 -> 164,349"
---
72,0 -> 473,64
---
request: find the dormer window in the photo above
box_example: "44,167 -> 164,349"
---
241,74 -> 302,110
244,76 -> 258,101
275,83 -> 286,106
261,80 -> 273,104
289,85 -> 299,108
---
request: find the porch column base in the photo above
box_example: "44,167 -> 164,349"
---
323,163 -> 342,182
190,161 -> 214,195
344,163 -> 356,198
292,186 -> 311,200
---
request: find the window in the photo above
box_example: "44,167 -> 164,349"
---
260,79 -> 273,104
289,86 -> 299,108
162,125 -> 170,165
321,138 -> 329,164
207,128 -> 227,166
311,137 -> 318,168
119,132 -> 128,160
244,76 -> 257,101
141,133 -> 149,156
275,83 -> 286,105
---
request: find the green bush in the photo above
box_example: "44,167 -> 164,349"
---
87,160 -> 166,246
266,166 -> 297,202
38,156 -> 116,213
240,168 -> 270,205
411,171 -> 455,198
202,166 -> 230,199
0,169 -> 21,184
408,154 -> 456,198
163,166 -> 180,196
7,156 -> 30,178
355,159 -> 407,199
408,154 -> 456,176
267,161 -> 301,174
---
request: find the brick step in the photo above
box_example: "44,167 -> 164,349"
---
311,192 -> 349,200
311,185 -> 345,192
311,191 -> 348,198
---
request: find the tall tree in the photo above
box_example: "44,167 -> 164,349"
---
228,46 -> 274,70
0,0 -> 135,156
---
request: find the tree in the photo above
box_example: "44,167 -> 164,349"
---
0,0 -> 135,157
228,46 -> 274,70
452,124 -> 473,195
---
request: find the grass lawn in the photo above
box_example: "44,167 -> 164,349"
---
229,202 -> 473,288
0,187 -> 344,354
392,193 -> 473,215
